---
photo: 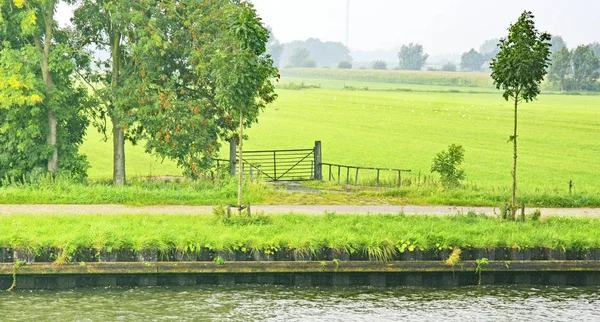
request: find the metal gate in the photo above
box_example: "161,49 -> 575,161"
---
228,141 -> 322,182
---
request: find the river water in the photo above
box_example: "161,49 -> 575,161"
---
1,286 -> 598,321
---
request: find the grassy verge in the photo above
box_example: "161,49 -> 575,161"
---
3,213 -> 600,259
0,177 -> 598,207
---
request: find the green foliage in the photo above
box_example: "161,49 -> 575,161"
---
491,11 -> 551,103
475,257 -> 489,285
397,43 -> 429,70
124,0 -> 278,178
0,0 -> 91,182
549,35 -> 567,54
441,62 -> 457,72
337,60 -> 352,69
3,214 -> 600,263
281,38 -> 351,68
266,26 -> 284,68
589,42 -> 600,58
479,38 -> 500,59
548,47 -> 572,91
287,47 -> 317,68
431,144 -> 466,187
372,60 -> 387,70
460,49 -> 485,72
490,10 -> 551,213
571,45 -> 600,91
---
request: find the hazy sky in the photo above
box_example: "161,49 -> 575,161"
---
55,1 -> 600,56
251,0 -> 600,55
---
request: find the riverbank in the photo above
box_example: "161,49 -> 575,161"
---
3,213 -> 600,258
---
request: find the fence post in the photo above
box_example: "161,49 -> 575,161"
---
397,170 -> 402,187
314,141 -> 322,180
229,138 -> 237,176
376,169 -> 380,187
273,151 -> 277,181
354,168 -> 359,186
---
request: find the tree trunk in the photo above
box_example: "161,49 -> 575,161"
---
37,1 -> 58,173
47,110 -> 58,172
511,97 -> 518,220
237,109 -> 244,213
110,30 -> 126,185
112,116 -> 126,185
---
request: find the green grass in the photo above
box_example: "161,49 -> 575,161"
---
0,176 -> 270,205
3,213 -> 600,260
9,69 -> 598,206
1,175 -> 599,207
240,75 -> 600,192
80,124 -> 182,181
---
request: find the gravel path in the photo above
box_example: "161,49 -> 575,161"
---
0,204 -> 599,216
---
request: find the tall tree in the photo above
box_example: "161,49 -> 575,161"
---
128,0 -> 277,182
571,45 -> 600,91
287,47 -> 315,68
479,38 -> 500,59
279,38 -> 350,68
548,47 -> 572,91
73,0 -> 142,185
460,49 -> 485,71
589,42 -> 600,58
266,26 -> 284,68
549,35 -> 567,54
397,43 -> 428,70
490,11 -> 551,220
0,0 -> 90,180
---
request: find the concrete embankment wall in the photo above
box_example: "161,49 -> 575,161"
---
1,247 -> 599,289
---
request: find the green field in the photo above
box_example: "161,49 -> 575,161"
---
238,72 -> 599,192
3,214 -> 600,261
71,68 -> 600,203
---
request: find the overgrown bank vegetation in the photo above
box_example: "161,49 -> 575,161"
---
3,214 -> 600,260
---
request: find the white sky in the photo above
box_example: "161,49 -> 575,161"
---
250,0 -> 600,54
56,1 -> 600,55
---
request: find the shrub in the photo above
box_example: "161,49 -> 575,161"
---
430,144 -> 466,187
441,62 -> 457,72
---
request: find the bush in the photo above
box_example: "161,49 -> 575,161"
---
431,144 -> 466,187
372,60 -> 387,70
441,62 -> 457,72
337,60 -> 352,69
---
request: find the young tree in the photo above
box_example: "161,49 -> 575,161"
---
72,0 -> 143,185
460,49 -> 485,71
431,144 -> 466,188
490,11 -> 551,219
397,43 -> 428,70
548,47 -> 572,91
571,45 -> 600,91
0,0 -> 91,180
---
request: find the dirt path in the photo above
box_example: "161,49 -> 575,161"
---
0,204 -> 599,216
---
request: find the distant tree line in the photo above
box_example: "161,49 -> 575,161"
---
548,40 -> 600,91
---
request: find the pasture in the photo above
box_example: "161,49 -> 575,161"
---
79,69 -> 599,195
